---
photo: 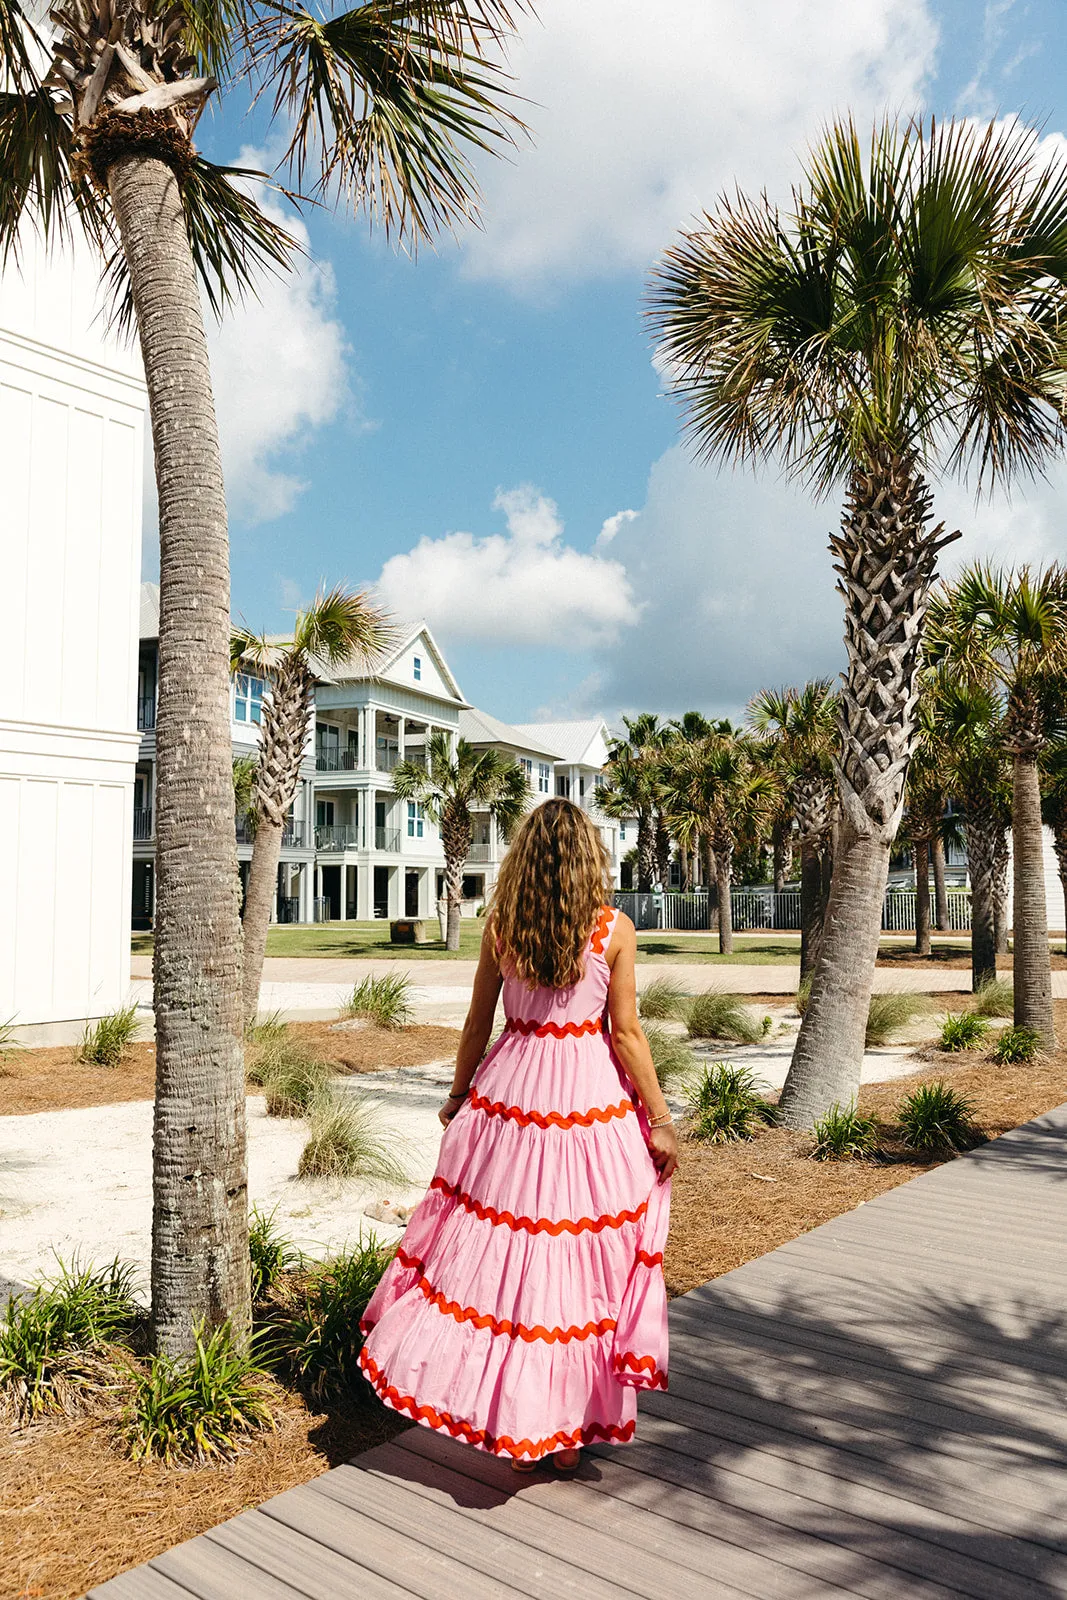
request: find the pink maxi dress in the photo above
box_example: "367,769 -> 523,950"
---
359,905 -> 670,1461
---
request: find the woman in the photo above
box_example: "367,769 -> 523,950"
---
359,798 -> 678,1472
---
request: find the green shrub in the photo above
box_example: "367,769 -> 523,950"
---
865,992 -> 928,1047
686,992 -> 765,1044
343,973 -> 412,1030
279,1238 -> 396,1401
297,1089 -> 409,1183
78,1004 -> 139,1067
639,976 -> 688,1021
992,1025 -> 1041,1064
249,1208 -> 301,1303
245,1009 -> 288,1046
810,1102 -> 880,1162
938,1012 -> 990,1053
644,1023 -> 697,1089
126,1322 -> 274,1463
796,974 -> 812,1016
260,1044 -> 331,1117
971,976 -> 1013,1018
686,1063 -> 777,1143
897,1081 -> 979,1153
0,1258 -> 140,1419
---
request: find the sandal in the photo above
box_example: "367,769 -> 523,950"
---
551,1449 -> 582,1475
511,1457 -> 538,1474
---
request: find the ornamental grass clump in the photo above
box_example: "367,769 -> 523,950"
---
971,976 -> 1013,1018
992,1025 -> 1042,1064
343,973 -> 413,1030
0,1258 -> 140,1420
279,1238 -> 396,1401
639,976 -> 688,1021
938,1012 -> 990,1053
686,991 -> 765,1044
865,992 -> 928,1047
78,1004 -> 139,1067
897,1081 -> 979,1153
297,1089 -> 409,1184
126,1322 -> 275,1464
810,1102 -> 880,1162
260,1043 -> 332,1117
249,1207 -> 302,1303
687,1063 -> 777,1143
644,1023 -> 697,1090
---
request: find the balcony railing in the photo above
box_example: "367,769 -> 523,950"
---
315,824 -> 361,851
236,819 -> 307,846
316,749 -> 359,773
466,842 -> 493,863
375,748 -> 399,772
375,826 -> 401,852
137,695 -> 156,731
133,808 -> 153,841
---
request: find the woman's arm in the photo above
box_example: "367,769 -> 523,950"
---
439,917 -> 503,1125
606,914 -> 679,1181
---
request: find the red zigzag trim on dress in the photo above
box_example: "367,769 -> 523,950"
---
590,904 -> 614,954
359,1349 -> 636,1460
613,1352 -> 669,1389
429,1175 -> 648,1236
416,1270 -> 617,1344
635,1249 -> 664,1268
469,1087 -> 633,1129
504,1015 -> 603,1038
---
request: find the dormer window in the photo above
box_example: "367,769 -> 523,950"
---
413,655 -> 422,681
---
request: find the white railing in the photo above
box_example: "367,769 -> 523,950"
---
614,888 -> 973,933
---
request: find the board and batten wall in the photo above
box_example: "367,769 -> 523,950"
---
0,229 -> 146,1027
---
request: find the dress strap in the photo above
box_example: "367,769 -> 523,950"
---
589,904 -> 617,957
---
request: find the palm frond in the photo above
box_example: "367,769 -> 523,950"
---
245,0 -> 530,243
294,584 -> 394,667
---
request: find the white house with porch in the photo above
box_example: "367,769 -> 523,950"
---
511,718 -> 626,884
1,229 -> 145,1029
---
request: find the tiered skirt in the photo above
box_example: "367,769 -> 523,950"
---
359,1026 -> 670,1460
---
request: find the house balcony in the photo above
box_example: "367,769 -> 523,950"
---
316,750 -> 359,773
375,826 -> 401,852
315,824 -> 361,852
466,842 -> 493,863
137,695 -> 156,731
133,808 -> 153,841
236,819 -> 307,847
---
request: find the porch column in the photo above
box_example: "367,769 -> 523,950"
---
368,704 -> 378,771
357,706 -> 367,769
298,862 -> 311,923
397,715 -> 406,765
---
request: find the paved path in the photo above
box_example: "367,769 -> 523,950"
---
91,1102 -> 1067,1599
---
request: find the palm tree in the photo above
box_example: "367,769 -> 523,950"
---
393,734 -> 527,950
1041,742 -> 1067,955
748,681 -> 837,979
231,587 -> 391,1028
603,715 -> 669,891
903,695 -> 946,958
928,565 -> 1067,1041
649,116 -> 1067,1126
1,0 -> 530,1352
660,732 -> 778,954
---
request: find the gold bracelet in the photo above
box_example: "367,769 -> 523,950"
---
649,1112 -> 674,1129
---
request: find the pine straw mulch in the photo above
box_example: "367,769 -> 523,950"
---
1,1025 -> 463,1118
877,946 -> 1067,970
6,1019 -> 1067,1599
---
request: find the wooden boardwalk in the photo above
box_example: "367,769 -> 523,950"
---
90,1104 -> 1067,1600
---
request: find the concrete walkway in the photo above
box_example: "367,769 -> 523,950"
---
90,1102 -> 1067,1598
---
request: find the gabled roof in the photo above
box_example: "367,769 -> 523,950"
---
317,619 -> 468,705
139,581 -> 160,641
510,718 -> 610,767
459,707 -> 563,759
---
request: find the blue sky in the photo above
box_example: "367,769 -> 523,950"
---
165,0 -> 1067,726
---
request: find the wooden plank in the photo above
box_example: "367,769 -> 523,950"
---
254,1481 -> 530,1600
88,1568 -> 197,1600
205,1509 -> 417,1600
151,1531 -> 322,1600
313,1457 -> 639,1600
766,1228 -> 1067,1286
397,1421 -> 873,1600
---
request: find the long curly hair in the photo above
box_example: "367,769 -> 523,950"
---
491,797 -> 614,989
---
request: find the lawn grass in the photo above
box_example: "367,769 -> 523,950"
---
133,920 -> 486,961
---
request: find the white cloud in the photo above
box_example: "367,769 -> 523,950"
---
374,485 -> 640,649
206,150 -> 351,525
465,0 -> 938,288
597,509 -> 638,547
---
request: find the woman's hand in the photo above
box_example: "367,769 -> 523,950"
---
438,1094 -> 465,1128
648,1123 -> 679,1183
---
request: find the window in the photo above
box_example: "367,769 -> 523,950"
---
538,763 -> 550,794
407,801 -> 425,839
234,673 -> 265,724
413,655 -> 422,681
316,800 -> 335,826
519,757 -> 533,783
556,774 -> 570,798
619,823 -> 627,841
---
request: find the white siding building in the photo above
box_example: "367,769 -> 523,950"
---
457,707 -> 561,900
1,232 -> 145,1029
511,718 -> 625,884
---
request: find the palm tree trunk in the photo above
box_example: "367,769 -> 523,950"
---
932,832 -> 949,930
914,837 -> 931,956
966,816 -> 998,992
1012,755 -> 1055,1043
799,839 -> 822,981
241,822 -> 283,1026
108,146 -> 248,1355
992,832 -> 1010,954
654,816 -> 671,888
772,820 -> 788,894
1054,827 -> 1067,957
778,450 -> 957,1129
779,819 -> 890,1128
715,840 -> 734,955
701,837 -> 716,931
636,814 -> 654,892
